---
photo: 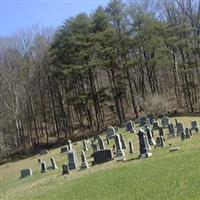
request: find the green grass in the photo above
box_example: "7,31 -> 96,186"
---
1,116 -> 200,200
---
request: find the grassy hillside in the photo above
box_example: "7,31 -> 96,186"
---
1,116 -> 200,200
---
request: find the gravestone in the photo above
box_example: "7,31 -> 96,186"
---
175,118 -> 178,126
41,161 -> 47,173
119,134 -> 127,149
145,126 -> 156,146
97,137 -> 105,150
62,164 -> 70,175
112,144 -> 116,153
114,134 -> 126,161
162,116 -> 170,128
83,140 -> 88,151
147,114 -> 155,125
137,129 -> 152,158
160,136 -> 165,147
191,121 -> 199,133
181,129 -> 186,140
67,140 -> 73,151
50,157 -> 57,170
158,126 -> 164,136
106,138 -> 110,145
20,168 -> 32,178
92,149 -> 113,165
168,123 -> 176,137
106,126 -> 115,139
139,117 -> 147,126
67,150 -> 78,170
80,151 -> 89,170
144,133 -> 151,151
145,118 -> 151,127
39,149 -> 48,155
128,140 -> 134,154
176,123 -> 184,136
185,128 -> 191,139
156,137 -> 161,146
126,120 -> 136,133
91,140 -> 99,153
60,146 -> 68,153
152,120 -> 159,130
170,147 -> 180,152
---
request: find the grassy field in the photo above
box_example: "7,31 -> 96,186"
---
1,116 -> 200,200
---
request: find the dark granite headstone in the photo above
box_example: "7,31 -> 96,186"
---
39,149 -> 48,155
60,146 -> 68,153
20,168 -> 32,178
92,149 -> 113,165
158,126 -> 164,136
168,123 -> 176,137
152,120 -> 159,130
62,164 -> 70,175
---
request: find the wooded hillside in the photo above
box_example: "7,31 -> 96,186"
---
0,0 -> 200,161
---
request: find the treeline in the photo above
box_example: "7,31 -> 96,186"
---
0,0 -> 200,160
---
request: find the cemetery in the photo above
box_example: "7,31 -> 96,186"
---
1,115 -> 200,200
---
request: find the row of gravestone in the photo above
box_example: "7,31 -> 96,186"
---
168,120 -> 199,139
20,119 -> 199,178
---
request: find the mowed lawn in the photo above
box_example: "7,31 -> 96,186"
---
1,116 -> 200,200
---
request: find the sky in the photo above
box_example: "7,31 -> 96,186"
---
0,0 -> 111,36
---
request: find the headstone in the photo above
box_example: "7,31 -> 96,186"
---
152,120 -> 159,130
168,123 -> 176,137
156,137 -> 161,146
185,128 -> 191,138
97,137 -> 105,150
41,161 -> 47,173
106,126 -> 115,139
80,151 -> 89,170
176,123 -> 184,136
106,138 -> 110,145
114,134 -> 126,161
67,140 -> 73,151
170,147 -> 180,152
175,118 -> 178,126
139,117 -> 147,126
39,149 -> 48,155
62,164 -> 70,175
60,146 -> 68,153
67,150 -> 78,170
144,133 -> 151,151
128,140 -> 134,154
147,114 -> 155,125
83,140 -> 88,151
162,116 -> 170,128
91,140 -> 99,153
50,157 -> 57,170
180,129 -> 186,140
145,118 -> 151,127
20,168 -> 32,178
145,126 -> 156,146
119,134 -> 127,149
191,121 -> 199,133
126,120 -> 136,133
112,144 -> 116,153
160,136 -> 165,147
158,126 -> 164,136
185,128 -> 192,139
137,129 -> 152,158
92,149 -> 113,165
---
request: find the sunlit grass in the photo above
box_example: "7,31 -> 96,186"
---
1,116 -> 200,200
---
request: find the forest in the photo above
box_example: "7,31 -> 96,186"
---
0,0 -> 200,161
